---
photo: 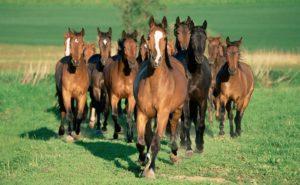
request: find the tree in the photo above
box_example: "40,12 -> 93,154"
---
113,0 -> 166,35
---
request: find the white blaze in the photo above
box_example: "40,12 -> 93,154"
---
103,39 -> 107,45
65,37 -> 71,56
75,38 -> 79,43
144,44 -> 147,48
154,30 -> 163,64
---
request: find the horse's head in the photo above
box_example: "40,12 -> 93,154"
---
139,35 -> 149,63
190,20 -> 207,64
83,43 -> 96,63
225,37 -> 242,75
148,16 -> 168,68
118,30 -> 138,69
65,28 -> 85,67
174,16 -> 194,51
97,27 -> 112,65
208,36 -> 225,62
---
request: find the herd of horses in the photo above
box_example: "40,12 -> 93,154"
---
54,16 -> 254,178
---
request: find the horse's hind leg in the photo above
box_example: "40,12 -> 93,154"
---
226,101 -> 235,137
101,91 -> 109,132
195,99 -> 207,153
111,94 -> 121,139
57,90 -> 66,136
169,108 -> 182,163
126,96 -> 136,143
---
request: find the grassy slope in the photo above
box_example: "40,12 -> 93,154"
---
0,73 -> 299,184
0,1 -> 299,51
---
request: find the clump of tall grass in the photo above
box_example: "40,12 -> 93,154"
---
21,62 -> 51,85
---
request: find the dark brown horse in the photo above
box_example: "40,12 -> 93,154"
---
137,35 -> 149,65
214,37 -> 254,137
175,18 -> 211,156
88,28 -> 112,133
207,36 -> 226,123
56,28 -> 89,141
134,16 -> 188,178
104,30 -> 138,142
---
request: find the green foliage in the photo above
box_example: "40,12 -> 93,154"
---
112,0 -> 166,35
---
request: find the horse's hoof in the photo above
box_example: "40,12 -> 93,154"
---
142,168 -> 155,179
113,133 -> 118,139
101,126 -> 107,132
219,131 -> 225,136
89,120 -> 96,129
115,125 -> 122,133
73,134 -> 81,140
58,126 -> 65,136
170,153 -> 181,164
230,132 -> 237,138
65,135 -> 74,143
185,150 -> 194,157
195,146 -> 204,154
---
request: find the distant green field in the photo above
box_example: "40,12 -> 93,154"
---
0,72 -> 299,184
0,1 -> 299,51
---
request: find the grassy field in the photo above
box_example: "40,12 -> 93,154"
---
0,0 -> 299,184
0,72 -> 299,184
0,1 -> 300,51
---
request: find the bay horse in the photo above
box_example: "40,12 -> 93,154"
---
103,30 -> 139,142
56,28 -> 89,141
214,37 -> 254,137
207,36 -> 226,123
134,16 -> 188,178
137,35 -> 149,65
88,28 -> 112,133
175,18 -> 211,156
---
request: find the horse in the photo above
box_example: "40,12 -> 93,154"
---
103,30 -> 139,142
88,28 -> 112,133
137,35 -> 149,65
134,16 -> 188,178
56,28 -> 89,141
214,37 -> 254,137
84,43 -> 96,64
175,18 -> 211,156
207,36 -> 226,123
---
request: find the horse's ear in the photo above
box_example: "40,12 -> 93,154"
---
81,28 -> 85,36
237,37 -> 243,47
202,20 -> 207,30
122,30 -> 126,39
187,18 -> 194,30
132,30 -> 138,40
226,36 -> 231,46
175,16 -> 180,27
97,27 -> 101,35
108,27 -> 112,37
149,16 -> 155,28
162,16 -> 168,30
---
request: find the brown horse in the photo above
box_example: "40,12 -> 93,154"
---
56,28 -> 89,141
174,18 -> 211,155
88,28 -> 112,133
134,16 -> 188,178
214,37 -> 254,137
104,30 -> 138,142
137,35 -> 149,65
84,43 -> 96,64
207,36 -> 226,123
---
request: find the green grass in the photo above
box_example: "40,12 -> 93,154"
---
0,72 -> 299,184
0,1 -> 299,51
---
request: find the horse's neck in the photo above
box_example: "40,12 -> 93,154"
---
175,39 -> 182,53
187,51 -> 200,73
148,59 -> 169,84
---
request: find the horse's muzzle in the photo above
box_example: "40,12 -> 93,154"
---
228,68 -> 236,75
72,59 -> 80,67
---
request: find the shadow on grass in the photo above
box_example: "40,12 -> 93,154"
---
20,127 -> 56,140
75,140 -> 141,177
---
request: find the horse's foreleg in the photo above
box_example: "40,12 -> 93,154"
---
101,90 -> 109,132
143,110 -> 169,178
169,108 -> 182,161
89,90 -> 96,128
195,99 -> 207,153
57,90 -> 66,136
219,96 -> 227,136
111,94 -> 121,139
235,109 -> 244,137
74,94 -> 87,138
136,108 -> 148,164
62,91 -> 73,136
226,101 -> 234,137
126,96 -> 135,143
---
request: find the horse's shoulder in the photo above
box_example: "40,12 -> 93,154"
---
170,56 -> 185,72
134,62 -> 149,100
